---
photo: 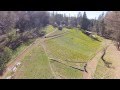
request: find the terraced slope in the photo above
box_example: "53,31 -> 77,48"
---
5,26 -> 104,79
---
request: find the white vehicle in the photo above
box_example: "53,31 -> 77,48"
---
16,62 -> 21,67
12,66 -> 17,72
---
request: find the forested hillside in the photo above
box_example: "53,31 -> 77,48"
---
1,11 -> 120,79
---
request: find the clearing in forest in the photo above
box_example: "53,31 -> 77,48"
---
4,26 -> 104,79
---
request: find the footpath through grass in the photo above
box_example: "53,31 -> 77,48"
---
94,58 -> 114,79
94,41 -> 115,79
50,60 -> 83,79
9,26 -> 104,79
45,28 -> 103,62
14,39 -> 53,79
44,28 -> 104,78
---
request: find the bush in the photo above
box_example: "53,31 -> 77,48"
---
39,31 -> 46,37
0,47 -> 12,73
4,47 -> 12,62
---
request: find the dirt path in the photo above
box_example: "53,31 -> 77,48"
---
105,42 -> 120,79
83,50 -> 103,79
83,38 -> 120,79
40,39 -> 60,79
40,29 -> 62,79
83,39 -> 112,79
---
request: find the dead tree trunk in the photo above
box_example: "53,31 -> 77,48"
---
84,63 -> 88,73
117,42 -> 120,51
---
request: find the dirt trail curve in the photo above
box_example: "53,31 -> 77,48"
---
40,29 -> 62,79
105,42 -> 120,79
83,50 -> 103,79
40,39 -> 60,79
83,39 -> 112,79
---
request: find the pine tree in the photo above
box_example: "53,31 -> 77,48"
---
81,12 -> 90,30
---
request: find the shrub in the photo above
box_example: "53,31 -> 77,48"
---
0,47 -> 12,73
39,31 -> 46,37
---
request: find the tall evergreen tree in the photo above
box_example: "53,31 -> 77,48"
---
81,12 -> 90,30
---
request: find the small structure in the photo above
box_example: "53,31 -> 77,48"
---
12,66 -> 17,72
58,25 -> 63,30
16,62 -> 21,67
84,31 -> 92,36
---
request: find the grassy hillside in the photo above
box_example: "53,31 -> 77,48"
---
94,58 -> 114,79
94,41 -> 115,79
8,26 -> 104,79
43,27 -> 104,78
43,25 -> 55,34
50,60 -> 83,79
45,28 -> 103,62
14,39 -> 53,79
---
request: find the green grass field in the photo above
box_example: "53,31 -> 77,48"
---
14,40 -> 53,79
94,58 -> 114,79
43,25 -> 55,34
50,60 -> 83,79
45,28 -> 103,62
10,26 -> 104,79
43,28 -> 103,78
94,43 -> 114,79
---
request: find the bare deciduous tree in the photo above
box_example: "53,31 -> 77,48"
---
105,11 -> 120,50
